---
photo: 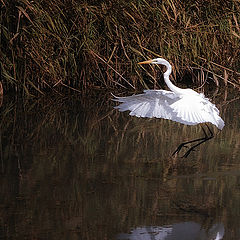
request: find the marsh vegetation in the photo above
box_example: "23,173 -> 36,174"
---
1,0 -> 240,95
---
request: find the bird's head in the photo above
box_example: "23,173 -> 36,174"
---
138,58 -> 170,66
138,58 -> 172,75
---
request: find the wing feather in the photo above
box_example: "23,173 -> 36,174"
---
169,95 -> 224,129
113,90 -> 224,129
113,90 -> 178,120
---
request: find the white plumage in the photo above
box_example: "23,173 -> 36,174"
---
113,58 -> 224,130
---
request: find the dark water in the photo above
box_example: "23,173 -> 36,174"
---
0,89 -> 239,239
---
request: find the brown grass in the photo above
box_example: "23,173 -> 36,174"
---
1,0 -> 240,95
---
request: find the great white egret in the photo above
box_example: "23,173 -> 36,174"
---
113,58 -> 224,157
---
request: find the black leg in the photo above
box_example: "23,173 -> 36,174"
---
172,124 -> 214,158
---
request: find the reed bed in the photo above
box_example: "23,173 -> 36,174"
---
1,0 -> 240,95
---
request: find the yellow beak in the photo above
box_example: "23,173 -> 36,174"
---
138,59 -> 153,65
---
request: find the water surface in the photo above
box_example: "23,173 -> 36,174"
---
0,89 -> 240,239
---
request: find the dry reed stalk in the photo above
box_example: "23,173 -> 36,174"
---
90,50 -> 135,90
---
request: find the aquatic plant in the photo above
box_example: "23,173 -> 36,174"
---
1,0 -> 240,95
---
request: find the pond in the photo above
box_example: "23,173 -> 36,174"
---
0,88 -> 239,239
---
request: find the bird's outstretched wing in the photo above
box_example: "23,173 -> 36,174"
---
169,95 -> 225,129
113,90 -> 224,129
113,90 -> 179,119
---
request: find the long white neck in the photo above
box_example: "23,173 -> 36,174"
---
162,60 -> 184,95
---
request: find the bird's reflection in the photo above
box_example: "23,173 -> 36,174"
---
117,222 -> 224,240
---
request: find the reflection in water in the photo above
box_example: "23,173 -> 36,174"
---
0,90 -> 239,239
117,222 -> 224,240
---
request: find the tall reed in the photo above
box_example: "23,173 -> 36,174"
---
1,0 -> 240,95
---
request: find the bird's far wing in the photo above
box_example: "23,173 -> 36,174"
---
169,95 -> 225,129
113,90 -> 179,119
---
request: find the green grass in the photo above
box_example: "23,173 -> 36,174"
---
1,0 -> 240,95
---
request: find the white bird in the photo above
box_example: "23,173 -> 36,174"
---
113,58 -> 224,157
